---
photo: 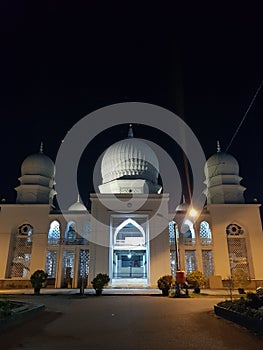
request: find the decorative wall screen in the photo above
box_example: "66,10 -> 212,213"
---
79,249 -> 89,279
45,250 -> 58,278
185,250 -> 197,274
8,224 -> 33,278
202,250 -> 214,277
226,224 -> 250,277
227,236 -> 250,277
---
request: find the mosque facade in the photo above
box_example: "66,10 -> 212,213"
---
0,127 -> 263,290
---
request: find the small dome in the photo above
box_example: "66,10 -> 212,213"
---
68,201 -> 86,211
101,134 -> 159,184
21,152 -> 55,178
205,151 -> 239,178
68,195 -> 87,211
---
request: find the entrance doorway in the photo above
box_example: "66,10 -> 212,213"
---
110,217 -> 149,287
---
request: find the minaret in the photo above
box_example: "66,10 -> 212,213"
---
15,143 -> 56,205
204,141 -> 246,204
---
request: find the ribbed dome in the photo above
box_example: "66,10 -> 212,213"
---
205,151 -> 239,178
101,138 -> 159,184
21,152 -> 55,178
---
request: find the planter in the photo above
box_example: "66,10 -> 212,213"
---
95,289 -> 102,296
161,289 -> 169,296
214,305 -> 263,333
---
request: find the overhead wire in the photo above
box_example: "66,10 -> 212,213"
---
225,79 -> 263,153
189,78 -> 263,209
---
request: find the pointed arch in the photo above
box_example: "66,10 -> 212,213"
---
199,221 -> 212,245
114,218 -> 145,245
65,221 -> 77,240
48,220 -> 61,245
181,219 -> 196,238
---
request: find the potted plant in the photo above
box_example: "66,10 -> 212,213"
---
157,275 -> 173,296
187,270 -> 207,294
91,273 -> 110,295
30,269 -> 48,295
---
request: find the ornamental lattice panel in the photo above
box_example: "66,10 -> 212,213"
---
202,250 -> 214,278
227,236 -> 250,277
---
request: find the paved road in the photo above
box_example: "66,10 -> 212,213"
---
1,294 -> 263,350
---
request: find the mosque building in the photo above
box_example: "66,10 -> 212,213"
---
0,126 -> 262,290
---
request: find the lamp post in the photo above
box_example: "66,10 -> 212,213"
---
173,222 -> 180,272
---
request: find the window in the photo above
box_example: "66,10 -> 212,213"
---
185,250 -> 197,274
48,220 -> 61,245
45,250 -> 57,278
199,221 -> 212,245
65,221 -> 77,241
182,219 -> 196,245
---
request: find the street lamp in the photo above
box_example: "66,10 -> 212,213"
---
173,222 -> 180,271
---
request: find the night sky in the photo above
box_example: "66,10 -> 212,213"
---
0,2 -> 262,211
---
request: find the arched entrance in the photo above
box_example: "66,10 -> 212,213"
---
110,217 -> 149,287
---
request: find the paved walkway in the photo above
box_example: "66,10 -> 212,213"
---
1,293 -> 263,350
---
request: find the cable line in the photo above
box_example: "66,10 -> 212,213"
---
225,79 -> 263,153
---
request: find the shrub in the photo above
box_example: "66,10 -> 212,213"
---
157,275 -> 174,296
30,269 -> 48,295
217,293 -> 263,320
91,273 -> 110,295
187,270 -> 207,292
246,292 -> 263,309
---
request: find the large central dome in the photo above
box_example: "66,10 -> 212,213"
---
101,137 -> 159,184
100,125 -> 159,188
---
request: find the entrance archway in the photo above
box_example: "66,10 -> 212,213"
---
111,217 -> 149,287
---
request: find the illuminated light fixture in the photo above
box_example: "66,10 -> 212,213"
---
128,252 -> 132,259
189,208 -> 198,218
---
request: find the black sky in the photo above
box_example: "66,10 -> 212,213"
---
0,2 -> 262,209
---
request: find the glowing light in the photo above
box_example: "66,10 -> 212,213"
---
189,208 -> 198,218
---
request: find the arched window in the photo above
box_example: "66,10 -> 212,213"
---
181,219 -> 195,246
48,220 -> 61,245
199,221 -> 212,245
8,223 -> 33,278
65,221 -> 77,242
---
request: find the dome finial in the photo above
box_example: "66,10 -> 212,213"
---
128,124 -> 134,138
216,140 -> 221,153
39,141 -> 44,153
